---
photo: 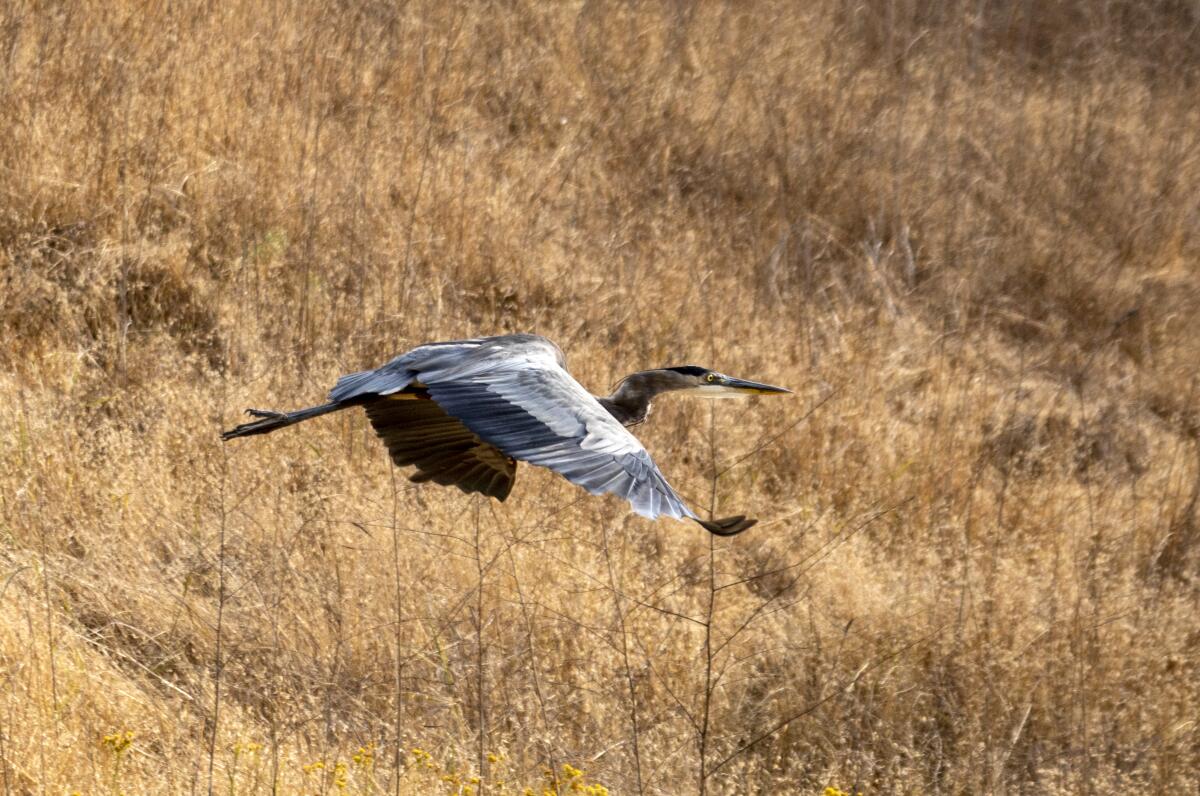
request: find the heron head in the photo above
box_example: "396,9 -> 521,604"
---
663,365 -> 792,398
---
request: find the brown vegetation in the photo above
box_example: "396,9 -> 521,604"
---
1,1 -> 1198,793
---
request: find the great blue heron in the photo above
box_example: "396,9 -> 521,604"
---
222,334 -> 790,535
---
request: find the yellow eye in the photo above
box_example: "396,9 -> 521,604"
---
706,373 -> 717,383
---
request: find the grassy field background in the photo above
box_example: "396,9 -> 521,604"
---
2,1 -> 1199,793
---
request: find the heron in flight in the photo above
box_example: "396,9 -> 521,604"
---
222,334 -> 790,535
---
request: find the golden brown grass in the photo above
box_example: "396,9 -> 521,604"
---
2,1 -> 1198,793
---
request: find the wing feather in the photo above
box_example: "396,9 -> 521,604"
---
411,336 -> 698,522
363,396 -> 515,501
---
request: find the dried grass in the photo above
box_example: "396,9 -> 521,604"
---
1,1 -> 1198,793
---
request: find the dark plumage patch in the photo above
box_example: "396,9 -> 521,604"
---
364,393 -> 516,500
663,365 -> 708,377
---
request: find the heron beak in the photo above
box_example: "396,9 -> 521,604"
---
695,376 -> 792,397
721,376 -> 792,395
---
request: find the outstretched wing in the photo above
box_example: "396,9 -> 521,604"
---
326,334 -> 751,532
411,336 -> 701,522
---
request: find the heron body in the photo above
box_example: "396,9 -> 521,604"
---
222,334 -> 790,536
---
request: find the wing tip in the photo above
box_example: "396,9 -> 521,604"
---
696,515 -> 757,536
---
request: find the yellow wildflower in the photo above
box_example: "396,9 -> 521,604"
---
353,744 -> 375,767
102,731 -> 135,755
333,760 -> 349,788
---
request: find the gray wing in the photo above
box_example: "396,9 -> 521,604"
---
327,337 -> 520,499
327,337 -> 493,402
363,394 -> 515,500
410,336 -> 700,522
324,334 -> 723,526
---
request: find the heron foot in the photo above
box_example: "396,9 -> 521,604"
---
245,408 -> 287,420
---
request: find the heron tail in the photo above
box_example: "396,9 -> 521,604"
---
221,402 -> 343,440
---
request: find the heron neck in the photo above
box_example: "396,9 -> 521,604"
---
597,369 -> 688,427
